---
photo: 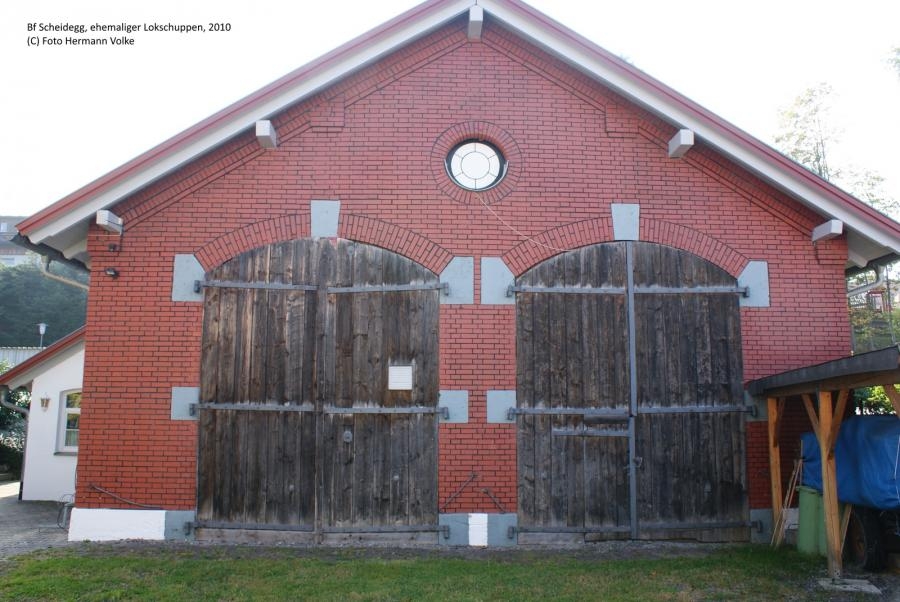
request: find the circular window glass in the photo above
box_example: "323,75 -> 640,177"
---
446,140 -> 507,191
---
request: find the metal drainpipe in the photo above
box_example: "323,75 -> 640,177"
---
40,257 -> 89,291
846,266 -> 885,299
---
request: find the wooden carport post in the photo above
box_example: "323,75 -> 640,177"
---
767,397 -> 783,533
802,390 -> 848,580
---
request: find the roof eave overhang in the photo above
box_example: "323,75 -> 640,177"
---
0,328 -> 85,390
16,0 -> 900,268
478,0 -> 900,262
17,0 -> 473,249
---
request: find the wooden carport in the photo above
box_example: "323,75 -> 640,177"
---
747,346 -> 900,579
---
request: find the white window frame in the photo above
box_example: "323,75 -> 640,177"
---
57,389 -> 81,453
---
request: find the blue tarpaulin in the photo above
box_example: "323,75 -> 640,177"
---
801,415 -> 900,511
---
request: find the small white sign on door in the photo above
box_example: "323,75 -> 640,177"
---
388,365 -> 414,390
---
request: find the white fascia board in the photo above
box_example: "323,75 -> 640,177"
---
479,0 -> 900,256
27,0 -> 900,259
27,1 -> 475,247
2,341 -> 84,390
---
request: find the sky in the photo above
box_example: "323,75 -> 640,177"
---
1,0 -> 898,219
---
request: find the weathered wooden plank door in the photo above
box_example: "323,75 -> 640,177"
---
197,239 -> 439,539
515,244 -> 632,543
632,243 -> 746,541
321,242 -> 440,538
515,241 -> 747,543
197,241 -> 319,531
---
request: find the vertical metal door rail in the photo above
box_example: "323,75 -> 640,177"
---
625,242 -> 639,540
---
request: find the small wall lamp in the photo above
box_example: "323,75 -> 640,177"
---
104,267 -> 119,278
40,395 -> 51,411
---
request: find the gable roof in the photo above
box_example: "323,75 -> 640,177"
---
0,327 -> 85,390
15,0 -> 900,270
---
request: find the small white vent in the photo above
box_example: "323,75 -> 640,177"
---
388,365 -> 413,390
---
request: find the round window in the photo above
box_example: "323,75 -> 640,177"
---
446,140 -> 507,191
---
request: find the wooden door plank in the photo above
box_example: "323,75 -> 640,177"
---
265,242 -> 287,404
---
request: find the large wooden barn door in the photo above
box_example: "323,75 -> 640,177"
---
514,242 -> 748,543
196,240 -> 440,541
321,243 -> 440,539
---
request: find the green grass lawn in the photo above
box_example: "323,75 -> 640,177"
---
0,544 -> 844,601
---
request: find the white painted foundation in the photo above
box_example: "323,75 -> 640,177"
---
68,508 -> 166,541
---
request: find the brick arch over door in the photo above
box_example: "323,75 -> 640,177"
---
513,241 -> 748,543
502,217 -> 749,278
194,213 -> 452,275
196,238 -> 442,542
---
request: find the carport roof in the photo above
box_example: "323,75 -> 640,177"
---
746,346 -> 900,398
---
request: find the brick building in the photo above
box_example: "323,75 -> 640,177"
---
14,0 -> 900,545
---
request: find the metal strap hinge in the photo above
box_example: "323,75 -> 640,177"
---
506,284 -> 749,297
439,406 -> 450,420
507,407 -> 630,421
326,282 -> 449,295
323,405 -> 443,415
194,280 -> 318,293
188,403 -> 197,417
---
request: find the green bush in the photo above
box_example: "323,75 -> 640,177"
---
0,434 -> 23,478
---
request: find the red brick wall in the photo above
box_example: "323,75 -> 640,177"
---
75,19 -> 851,513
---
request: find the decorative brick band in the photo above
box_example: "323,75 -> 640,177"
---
194,213 -> 311,271
502,217 -> 748,277
641,219 -> 749,277
339,213 -> 454,274
502,217 -> 613,275
194,212 -> 453,275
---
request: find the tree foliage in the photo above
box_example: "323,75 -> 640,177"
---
0,360 -> 27,477
775,83 -> 838,181
0,262 -> 87,347
853,385 -> 896,415
775,82 -> 900,415
775,83 -> 899,219
891,47 -> 900,78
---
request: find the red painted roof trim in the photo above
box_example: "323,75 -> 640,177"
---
487,0 -> 900,236
0,327 -> 85,387
16,0 -> 900,241
17,0 -> 451,236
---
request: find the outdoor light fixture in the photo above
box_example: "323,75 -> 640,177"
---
38,322 -> 47,348
40,395 -> 50,411
104,267 -> 120,278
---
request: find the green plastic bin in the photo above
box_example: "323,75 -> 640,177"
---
797,485 -> 844,557
796,486 -> 822,555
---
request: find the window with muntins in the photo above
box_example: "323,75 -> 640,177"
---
59,390 -> 81,452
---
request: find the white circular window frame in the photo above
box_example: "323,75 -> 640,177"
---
446,141 -> 507,191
